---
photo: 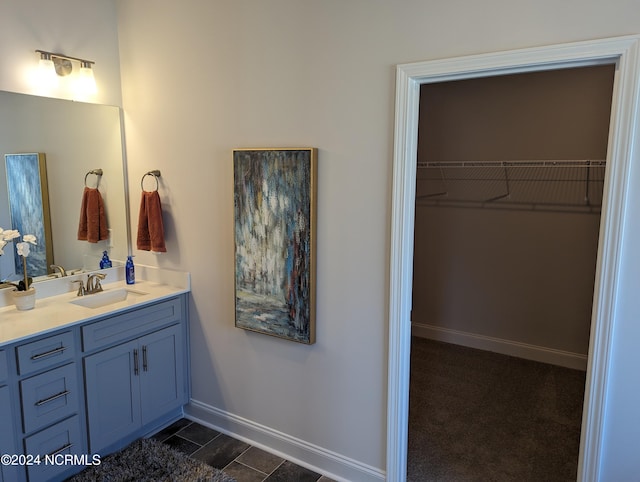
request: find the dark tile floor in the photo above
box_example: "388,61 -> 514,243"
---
152,418 -> 336,482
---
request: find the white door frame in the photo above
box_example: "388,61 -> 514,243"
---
388,35 -> 640,482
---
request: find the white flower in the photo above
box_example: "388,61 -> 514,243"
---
16,242 -> 31,258
22,234 -> 37,245
1,226 -> 37,291
0,227 -> 37,259
0,228 -> 20,241
0,226 -> 37,259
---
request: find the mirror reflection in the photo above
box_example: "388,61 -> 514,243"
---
0,90 -> 128,285
4,153 -> 53,278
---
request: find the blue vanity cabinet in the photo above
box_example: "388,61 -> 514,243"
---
14,331 -> 86,482
0,349 -> 20,482
83,296 -> 188,454
0,385 -> 18,482
0,292 -> 189,481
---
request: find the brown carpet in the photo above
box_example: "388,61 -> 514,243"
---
408,337 -> 585,482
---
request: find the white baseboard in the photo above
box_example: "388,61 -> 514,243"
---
412,322 -> 587,371
185,400 -> 385,482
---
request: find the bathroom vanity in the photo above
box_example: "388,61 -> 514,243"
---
0,266 -> 190,482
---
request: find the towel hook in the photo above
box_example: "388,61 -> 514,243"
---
141,170 -> 161,192
84,168 -> 103,188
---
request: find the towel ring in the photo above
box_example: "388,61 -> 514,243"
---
84,169 -> 103,188
141,170 -> 161,192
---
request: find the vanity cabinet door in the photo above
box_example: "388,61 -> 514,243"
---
0,349 -> 8,382
84,324 -> 185,453
139,325 -> 185,425
0,385 -> 20,482
84,340 -> 141,453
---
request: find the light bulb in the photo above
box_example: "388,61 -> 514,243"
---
38,54 -> 58,89
77,62 -> 97,96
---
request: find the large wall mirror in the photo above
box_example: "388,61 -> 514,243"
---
0,90 -> 129,285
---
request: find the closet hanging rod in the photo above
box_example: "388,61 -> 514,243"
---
417,160 -> 606,169
416,198 -> 602,214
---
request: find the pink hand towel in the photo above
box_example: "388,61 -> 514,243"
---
137,191 -> 166,252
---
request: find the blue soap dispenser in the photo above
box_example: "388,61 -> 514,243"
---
100,251 -> 112,269
125,255 -> 135,284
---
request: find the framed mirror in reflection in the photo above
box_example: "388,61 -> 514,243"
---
0,90 -> 129,286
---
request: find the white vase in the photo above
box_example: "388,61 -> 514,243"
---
12,287 -> 36,311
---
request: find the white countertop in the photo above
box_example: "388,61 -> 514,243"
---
0,265 -> 190,346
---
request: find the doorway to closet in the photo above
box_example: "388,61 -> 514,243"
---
407,65 -> 614,480
386,36 -> 640,482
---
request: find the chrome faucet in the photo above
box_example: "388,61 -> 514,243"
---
50,264 -> 67,277
86,273 -> 106,294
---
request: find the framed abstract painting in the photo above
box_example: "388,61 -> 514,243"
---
233,148 -> 317,344
4,153 -> 53,278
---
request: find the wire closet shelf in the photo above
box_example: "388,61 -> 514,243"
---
416,159 -> 606,213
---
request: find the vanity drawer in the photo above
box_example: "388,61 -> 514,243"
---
0,350 -> 7,382
20,363 -> 79,434
82,297 -> 182,352
16,331 -> 75,376
24,414 -> 83,482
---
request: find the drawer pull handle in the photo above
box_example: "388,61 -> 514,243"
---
133,349 -> 139,376
48,443 -> 73,457
142,345 -> 148,372
35,390 -> 70,406
31,346 -> 66,361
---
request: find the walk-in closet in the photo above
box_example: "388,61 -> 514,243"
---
408,64 -> 615,481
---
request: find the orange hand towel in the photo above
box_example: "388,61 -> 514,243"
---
137,191 -> 166,252
77,187 -> 109,243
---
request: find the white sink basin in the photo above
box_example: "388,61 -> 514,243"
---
69,288 -> 149,309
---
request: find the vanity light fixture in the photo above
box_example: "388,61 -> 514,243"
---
35,50 -> 96,94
